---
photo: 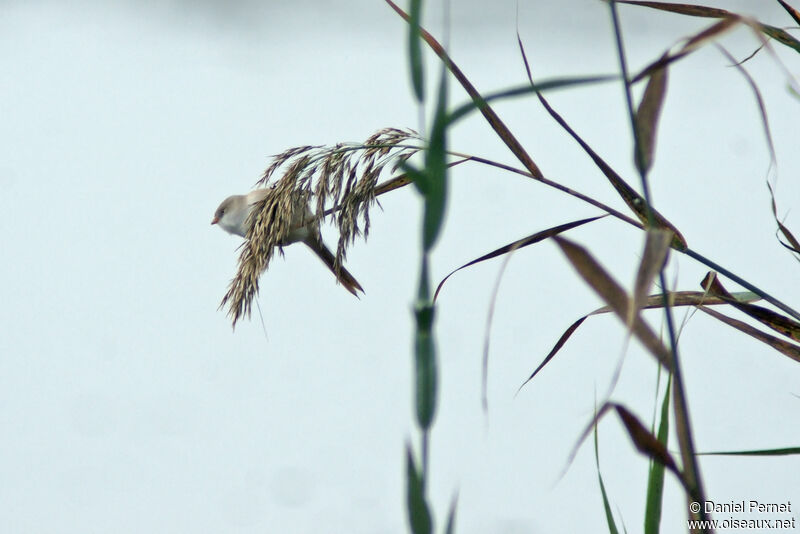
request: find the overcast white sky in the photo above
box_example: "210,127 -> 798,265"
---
2,1 -> 799,533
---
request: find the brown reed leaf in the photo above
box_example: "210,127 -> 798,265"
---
384,0 -> 546,181
553,236 -> 673,370
697,305 -> 800,362
617,1 -> 731,18
611,404 -> 699,499
613,404 -> 680,475
619,1 -> 800,54
532,83 -> 687,251
778,0 -> 800,26
433,215 -> 606,302
518,290 -> 759,391
634,54 -> 669,174
631,16 -> 738,84
701,272 -> 800,343
767,181 -> 800,259
561,402 -> 693,502
630,229 -> 673,326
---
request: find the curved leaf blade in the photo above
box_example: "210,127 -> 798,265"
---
634,56 -> 669,174
554,236 -> 673,369
701,272 -> 800,343
434,215 -> 606,301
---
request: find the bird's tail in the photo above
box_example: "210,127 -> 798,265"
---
303,237 -> 364,297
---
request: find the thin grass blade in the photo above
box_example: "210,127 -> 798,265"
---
561,402 -> 614,483
447,76 -> 617,126
480,250 -> 513,413
618,0 -> 800,53
711,44 -> 800,263
563,401 -> 691,501
717,44 -> 775,162
553,236 -> 672,369
631,229 -> 673,325
698,446 -> 800,456
767,180 -> 800,260
517,316 -> 588,392
434,215 -> 605,301
701,272 -> 800,342
518,290 -> 759,392
385,0 -> 546,180
697,305 -> 800,362
759,23 -> 800,54
616,1 -> 731,18
644,374 -> 671,534
533,90 -> 687,250
634,54 -> 669,173
614,404 -> 680,477
594,404 -> 621,534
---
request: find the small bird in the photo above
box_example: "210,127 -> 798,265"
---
212,189 -> 364,296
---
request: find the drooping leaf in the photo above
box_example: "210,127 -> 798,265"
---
554,237 -> 673,369
701,272 -> 800,343
612,404 -> 697,500
446,76 -> 617,126
758,22 -> 800,54
631,229 -> 673,325
473,219 -> 606,412
614,404 -> 680,477
697,305 -> 800,363
767,179 -> 800,260
560,402 -> 614,484
716,44 -> 775,163
634,56 -> 669,174
479,250 -> 511,414
618,0 -> 800,54
434,215 -> 606,301
684,247 -> 800,321
712,44 -> 799,262
616,0 -> 732,18
533,90 -> 687,251
385,0 -> 547,181
518,290 -> 759,391
517,316 -> 588,392
562,402 -> 690,502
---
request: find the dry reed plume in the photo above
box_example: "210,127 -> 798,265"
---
220,127 -> 423,326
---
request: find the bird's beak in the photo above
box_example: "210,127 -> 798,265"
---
211,216 -> 219,225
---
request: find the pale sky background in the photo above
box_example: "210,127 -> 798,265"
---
2,1 -> 799,533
